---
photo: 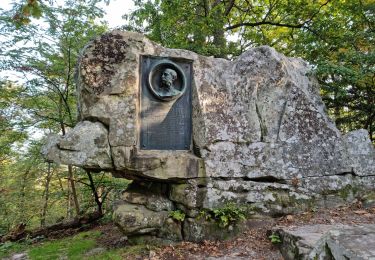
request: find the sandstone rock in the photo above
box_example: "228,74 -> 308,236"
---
40,30 -> 375,241
341,129 -> 375,176
273,224 -> 334,259
43,30 -> 374,182
169,179 -> 207,209
157,218 -> 183,241
42,121 -> 112,169
41,134 -> 61,163
121,180 -> 174,212
113,203 -> 169,235
273,224 -> 375,260
183,217 -> 241,242
121,191 -> 174,212
324,225 -> 375,260
175,203 -> 201,218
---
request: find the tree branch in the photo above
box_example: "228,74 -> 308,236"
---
225,21 -> 304,30
224,0 -> 235,16
226,0 -> 330,31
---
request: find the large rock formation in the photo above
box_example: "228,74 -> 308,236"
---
42,30 -> 375,242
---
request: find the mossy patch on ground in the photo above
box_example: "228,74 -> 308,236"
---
0,241 -> 29,259
0,229 -> 151,260
28,231 -> 101,260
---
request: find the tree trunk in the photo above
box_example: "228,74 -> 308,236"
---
68,165 -> 80,215
40,163 -> 53,227
19,168 -> 30,224
66,179 -> 71,218
59,112 -> 80,217
211,0 -> 228,58
1,211 -> 103,243
86,171 -> 103,214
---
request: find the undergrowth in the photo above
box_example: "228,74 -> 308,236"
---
0,230 -> 150,260
199,203 -> 247,227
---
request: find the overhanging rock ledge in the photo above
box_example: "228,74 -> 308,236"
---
42,30 -> 375,242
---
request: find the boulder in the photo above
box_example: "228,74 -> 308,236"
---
121,190 -> 174,212
183,217 -> 241,242
113,202 -> 169,235
273,224 -> 375,260
157,218 -> 183,241
42,121 -> 112,169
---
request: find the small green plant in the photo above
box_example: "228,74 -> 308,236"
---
199,203 -> 247,227
169,210 -> 185,222
269,233 -> 282,244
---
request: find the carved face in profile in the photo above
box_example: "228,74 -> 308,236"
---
161,68 -> 177,90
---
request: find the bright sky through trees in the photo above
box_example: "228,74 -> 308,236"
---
0,0 -> 134,28
0,0 -> 134,82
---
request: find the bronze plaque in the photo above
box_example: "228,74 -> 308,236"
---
140,56 -> 192,150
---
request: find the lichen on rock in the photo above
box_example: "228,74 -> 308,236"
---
42,30 -> 375,242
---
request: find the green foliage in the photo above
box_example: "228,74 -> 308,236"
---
78,170 -> 131,214
0,241 -> 28,259
11,0 -> 43,28
28,231 -> 101,259
0,230 -> 151,259
199,203 -> 247,227
1,0 -> 108,134
0,0 -> 113,233
0,81 -> 28,163
0,141 -> 49,232
123,0 -> 239,57
169,210 -> 186,222
269,233 -> 282,244
286,0 -> 375,141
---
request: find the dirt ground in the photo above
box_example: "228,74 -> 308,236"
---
95,201 -> 375,260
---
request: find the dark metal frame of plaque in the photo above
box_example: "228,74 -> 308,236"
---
139,56 -> 192,150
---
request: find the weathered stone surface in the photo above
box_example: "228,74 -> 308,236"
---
324,225 -> 375,260
121,190 -> 174,212
41,30 -> 375,241
183,217 -> 241,242
43,30 -> 374,182
273,224 -> 375,260
340,129 -> 375,176
41,134 -> 61,163
110,149 -> 206,181
169,179 -> 208,209
120,181 -> 174,212
273,224 -> 334,259
113,202 -> 169,235
42,121 -> 112,169
169,176 -> 375,215
158,218 -> 183,241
